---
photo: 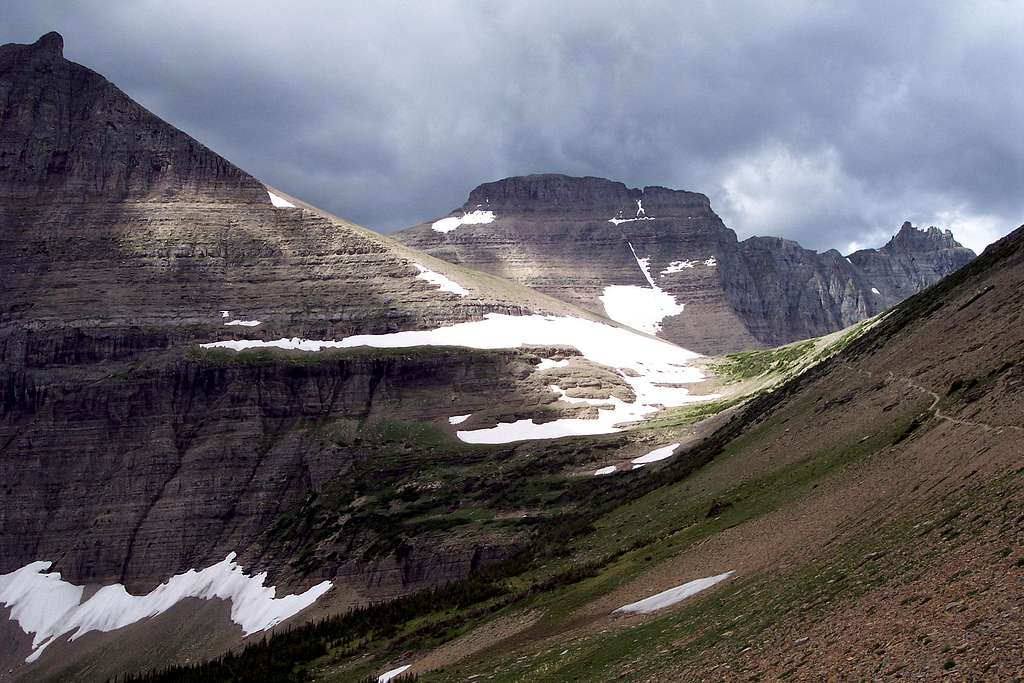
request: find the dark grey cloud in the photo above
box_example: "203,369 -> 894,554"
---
2,0 -> 1022,252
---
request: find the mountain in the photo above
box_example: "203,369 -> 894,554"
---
395,174 -> 976,354
0,34 -> 725,679
848,220 -> 977,300
137,224 -> 1024,681
1,32 -> 1013,683
0,35 -> 589,369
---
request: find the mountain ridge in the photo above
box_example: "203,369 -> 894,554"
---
396,173 -> 976,354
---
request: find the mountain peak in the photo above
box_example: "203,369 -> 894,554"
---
887,221 -> 966,252
34,31 -> 64,56
0,32 -> 265,201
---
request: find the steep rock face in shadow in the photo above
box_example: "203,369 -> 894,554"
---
0,32 -> 262,201
0,35 -> 592,596
397,174 -> 976,353
0,348 -> 537,593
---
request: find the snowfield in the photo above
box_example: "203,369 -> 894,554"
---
0,553 -> 332,663
267,190 -> 296,208
225,319 -> 261,327
661,260 -> 695,274
536,358 -> 570,371
600,243 -> 685,335
631,443 -> 680,465
413,263 -> 469,296
200,313 -> 715,443
431,209 -> 495,233
378,664 -> 412,682
613,571 -> 735,614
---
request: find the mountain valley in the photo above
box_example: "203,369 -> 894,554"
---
0,30 -> 1019,683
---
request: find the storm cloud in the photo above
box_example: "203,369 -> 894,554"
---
3,0 -> 1021,252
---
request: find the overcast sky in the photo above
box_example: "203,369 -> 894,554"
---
3,1 -> 1022,253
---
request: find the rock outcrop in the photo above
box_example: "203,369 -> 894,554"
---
396,174 -> 976,354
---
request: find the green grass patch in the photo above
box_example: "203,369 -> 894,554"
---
710,340 -> 816,383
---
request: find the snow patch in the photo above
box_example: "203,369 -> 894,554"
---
594,465 -> 617,476
613,571 -> 735,614
661,260 -> 695,274
378,664 -> 412,682
608,216 -> 655,225
220,310 -> 230,318
0,554 -> 331,663
448,414 -> 471,425
600,243 -> 685,335
703,257 -> 717,267
225,319 -> 261,327
267,191 -> 295,208
200,313 -> 715,444
413,264 -> 469,296
431,210 -> 495,233
631,443 -> 680,465
536,358 -> 570,372
871,287 -> 880,294
608,199 -> 654,225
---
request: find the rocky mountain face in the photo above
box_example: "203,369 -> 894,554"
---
0,35 -> 599,601
849,221 -> 977,301
396,174 -> 976,354
0,35 -> 585,373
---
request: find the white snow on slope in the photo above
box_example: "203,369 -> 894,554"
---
661,260 -> 695,274
630,244 -> 657,287
608,216 -> 655,225
704,257 -> 717,267
613,571 -> 735,614
225,319 -> 261,327
609,198 -> 656,225
413,264 -> 469,296
536,358 -> 570,372
267,190 -> 295,208
594,465 -> 617,476
871,287 -> 880,294
0,553 -> 331,663
448,414 -> 471,425
600,243 -> 685,335
431,210 -> 495,233
378,664 -> 412,682
631,443 -> 679,465
200,313 -> 714,443
220,310 -> 230,318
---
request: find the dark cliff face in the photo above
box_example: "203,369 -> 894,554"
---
464,174 -> 712,219
397,174 -> 977,353
0,348 -> 535,592
0,33 -> 263,202
0,36 -> 587,600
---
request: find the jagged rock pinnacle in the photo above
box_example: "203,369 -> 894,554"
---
34,31 -> 64,57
